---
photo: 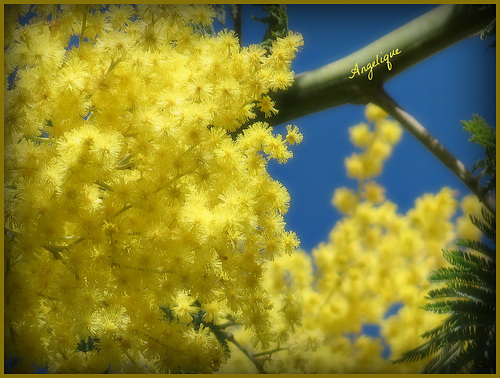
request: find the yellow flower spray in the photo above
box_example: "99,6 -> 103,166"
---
219,104 -> 482,373
5,5 -> 303,373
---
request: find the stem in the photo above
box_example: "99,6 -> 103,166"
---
218,319 -> 238,329
123,350 -> 140,370
42,237 -> 84,260
113,204 -> 133,219
253,346 -> 287,357
79,6 -> 89,48
370,87 -> 495,214
43,245 -> 63,260
95,180 -> 114,192
255,4 -> 495,127
221,330 -> 265,373
105,57 -> 123,75
23,135 -> 50,143
233,4 -> 495,209
233,5 -> 242,46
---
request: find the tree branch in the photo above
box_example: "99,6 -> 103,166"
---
234,4 -> 495,208
256,4 -> 495,127
369,87 -> 495,214
221,330 -> 265,373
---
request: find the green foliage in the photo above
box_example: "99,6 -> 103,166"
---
77,337 -> 100,353
252,5 -> 288,50
212,4 -> 227,26
393,208 -> 496,373
461,115 -> 496,196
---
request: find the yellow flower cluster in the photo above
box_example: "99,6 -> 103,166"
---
219,104 -> 483,373
344,105 -> 402,181
4,5 -> 304,373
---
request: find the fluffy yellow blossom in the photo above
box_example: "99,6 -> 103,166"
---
259,95 -> 279,118
344,104 -> 402,181
5,5 -> 303,374
285,124 -> 304,145
349,122 -> 372,148
365,102 -> 387,121
362,181 -> 386,204
332,187 -> 358,214
455,194 -> 483,240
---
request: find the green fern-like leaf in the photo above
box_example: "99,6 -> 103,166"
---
477,207 -> 496,234
450,244 -> 495,271
461,115 -> 496,198
252,5 -> 288,51
393,208 -> 495,373
426,284 -> 494,303
428,266 -> 486,287
447,338 -> 493,373
421,300 -> 454,314
419,343 -> 462,373
420,300 -> 494,321
464,215 -> 496,248
442,249 -> 495,287
462,115 -> 495,150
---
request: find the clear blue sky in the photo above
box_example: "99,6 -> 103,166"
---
237,5 -> 496,252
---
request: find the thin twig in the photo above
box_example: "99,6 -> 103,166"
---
113,204 -> 133,219
217,319 -> 238,329
233,5 -> 242,46
253,346 -> 288,357
79,6 -> 89,49
370,87 -> 495,214
42,237 -> 84,260
221,330 -> 265,373
95,180 -> 114,192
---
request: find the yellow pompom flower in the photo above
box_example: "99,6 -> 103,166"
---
259,95 -> 279,118
345,153 -> 365,179
285,124 -> 304,145
364,103 -> 387,122
332,187 -> 358,214
349,122 -> 372,148
190,4 -> 217,27
378,119 -> 403,144
363,181 -> 386,204
456,194 -> 483,240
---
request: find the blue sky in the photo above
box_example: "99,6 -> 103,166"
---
236,4 -> 496,252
